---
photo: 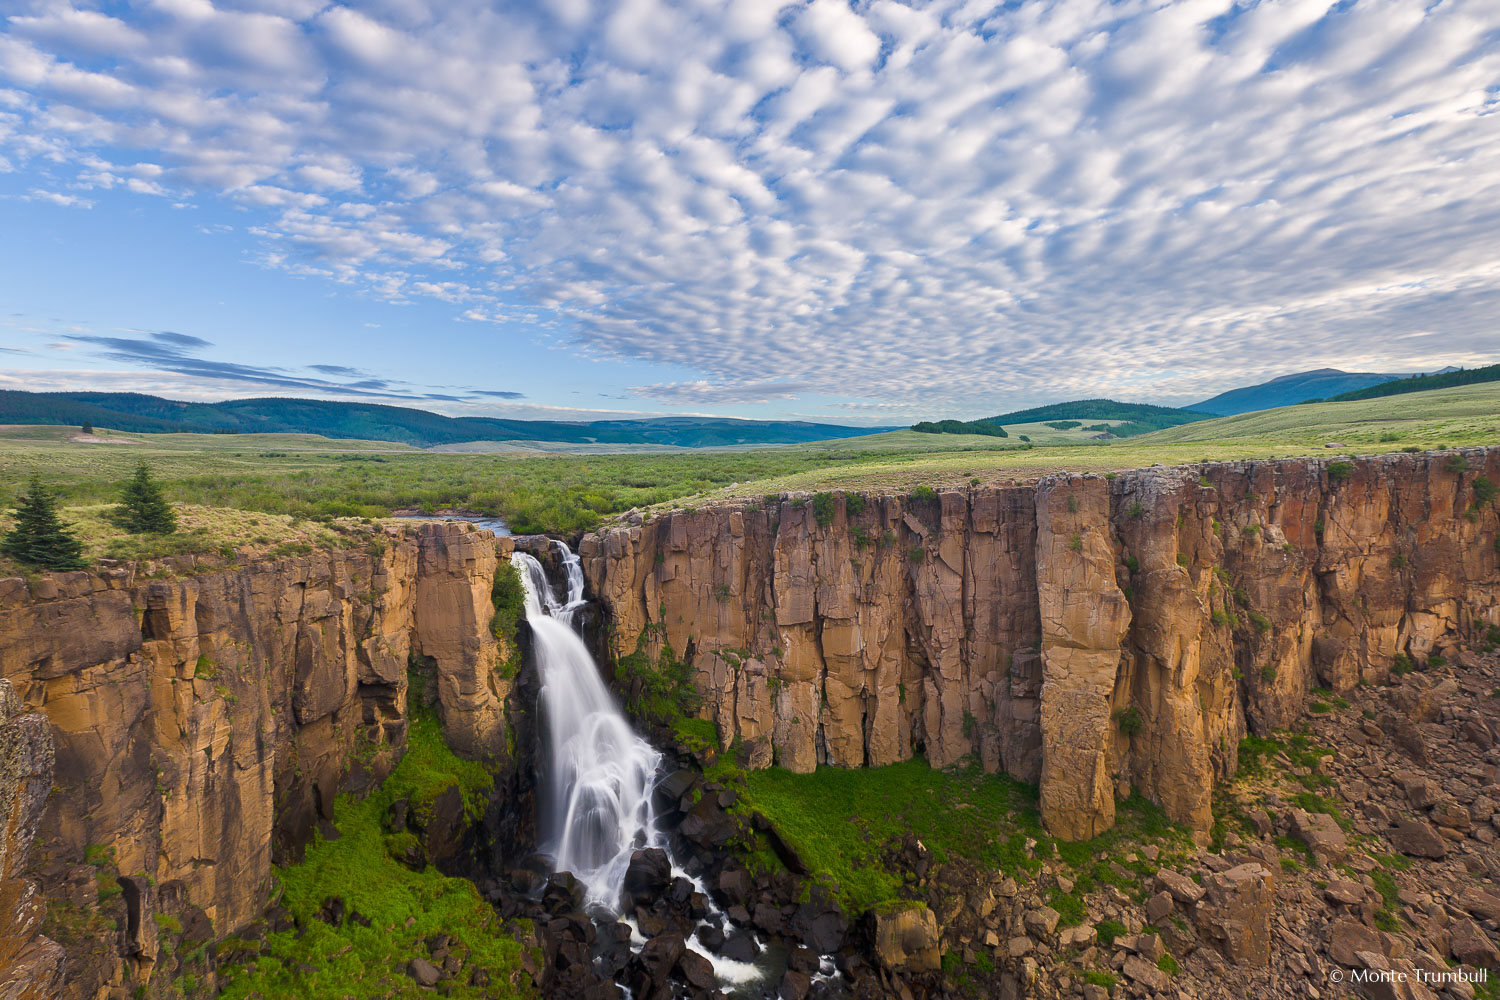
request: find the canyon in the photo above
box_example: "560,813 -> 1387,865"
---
582,447 -> 1500,841
0,521 -> 518,998
0,447 -> 1497,998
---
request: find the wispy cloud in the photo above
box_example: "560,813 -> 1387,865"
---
1,0 -> 1498,411
55,332 -> 523,402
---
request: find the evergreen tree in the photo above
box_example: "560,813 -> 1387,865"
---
117,461 -> 178,534
1,475 -> 86,570
81,421 -> 94,435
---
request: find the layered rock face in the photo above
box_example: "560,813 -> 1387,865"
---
582,448 -> 1500,842
0,678 -> 65,1000
0,522 -> 513,998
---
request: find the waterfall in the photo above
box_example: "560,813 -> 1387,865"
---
512,541 -> 664,909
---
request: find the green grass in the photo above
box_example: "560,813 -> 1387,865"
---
217,709 -> 529,1000
2,381 -> 1494,545
719,758 -> 1193,916
733,759 -> 1041,911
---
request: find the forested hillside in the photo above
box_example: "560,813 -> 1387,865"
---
0,390 -> 878,449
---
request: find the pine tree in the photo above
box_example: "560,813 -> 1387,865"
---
1,475 -> 87,570
117,461 -> 178,534
81,421 -> 94,435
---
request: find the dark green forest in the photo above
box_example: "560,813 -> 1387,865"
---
911,419 -> 1008,437
1325,363 -> 1500,403
986,398 -> 1211,437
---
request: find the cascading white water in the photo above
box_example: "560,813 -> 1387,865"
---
512,541 -> 665,909
513,540 -> 829,996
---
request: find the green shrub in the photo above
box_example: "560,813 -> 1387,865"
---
1248,611 -> 1271,635
1069,533 -> 1083,553
1444,453 -> 1469,474
1391,653 -> 1413,676
812,492 -> 836,527
1095,920 -> 1127,946
615,640 -> 699,731
489,562 -> 525,679
844,493 -> 866,516
911,485 -> 938,504
1115,706 -> 1143,735
1472,476 -> 1497,506
907,545 -> 926,562
1327,461 -> 1355,483
1157,954 -> 1179,975
1127,502 -> 1145,518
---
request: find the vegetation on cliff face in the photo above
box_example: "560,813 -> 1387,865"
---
217,708 -> 533,1000
614,637 -> 699,732
489,560 -> 526,679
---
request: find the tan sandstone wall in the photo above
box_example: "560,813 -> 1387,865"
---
582,448 -> 1500,843
0,521 -> 513,997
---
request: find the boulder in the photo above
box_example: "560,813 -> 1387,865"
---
1023,905 -> 1061,939
676,949 -> 717,991
1122,954 -> 1170,991
871,904 -> 941,972
1289,808 -> 1347,863
1328,918 -> 1384,967
1389,818 -> 1448,859
407,957 -> 442,986
1448,918 -> 1500,972
621,848 -> 673,910
1156,868 -> 1206,905
1194,863 -> 1274,966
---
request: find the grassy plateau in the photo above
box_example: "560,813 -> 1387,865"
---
0,382 -> 1495,570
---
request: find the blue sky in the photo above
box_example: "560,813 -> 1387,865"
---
2,0 -> 1498,426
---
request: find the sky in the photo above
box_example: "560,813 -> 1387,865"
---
1,0 -> 1498,426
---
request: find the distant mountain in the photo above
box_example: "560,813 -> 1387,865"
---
987,399 -> 1210,438
1326,363 -> 1500,403
1191,368 -> 1404,416
0,390 -> 883,449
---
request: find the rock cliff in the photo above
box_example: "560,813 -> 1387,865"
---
1,678 -> 64,999
0,522 -> 514,998
581,448 -> 1500,842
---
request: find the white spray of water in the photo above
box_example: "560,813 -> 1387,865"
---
512,542 -> 665,909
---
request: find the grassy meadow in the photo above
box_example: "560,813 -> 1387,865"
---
1,383 -> 1495,571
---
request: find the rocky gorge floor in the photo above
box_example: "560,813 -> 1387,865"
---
871,645 -> 1500,1000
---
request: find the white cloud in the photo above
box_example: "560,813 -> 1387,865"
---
0,0 -> 1497,413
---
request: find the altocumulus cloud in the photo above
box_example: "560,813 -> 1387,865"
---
4,0 -> 1500,409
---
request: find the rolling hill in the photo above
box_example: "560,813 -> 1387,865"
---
1189,368 -> 1405,415
986,399 -> 1210,437
1324,363 -> 1500,403
0,390 -> 882,449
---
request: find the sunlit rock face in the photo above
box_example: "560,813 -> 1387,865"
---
0,521 -> 516,998
582,447 -> 1500,842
